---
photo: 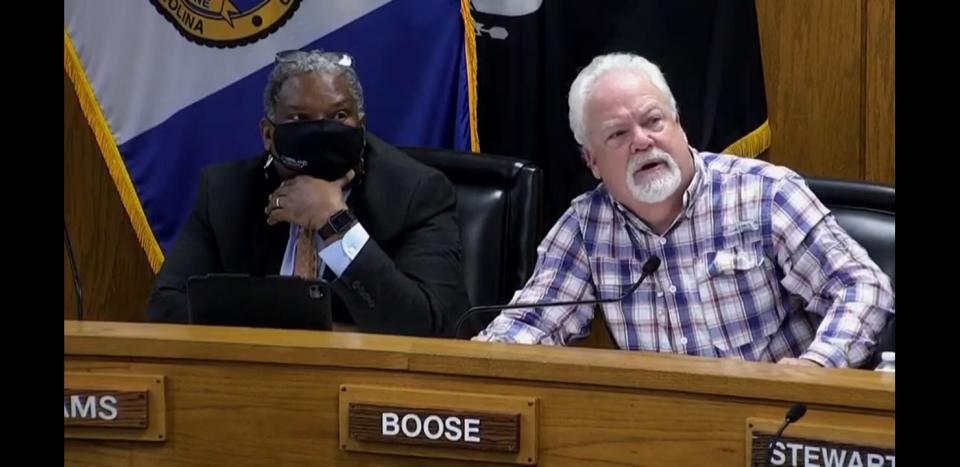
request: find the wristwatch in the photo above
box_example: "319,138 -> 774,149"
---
319,209 -> 358,241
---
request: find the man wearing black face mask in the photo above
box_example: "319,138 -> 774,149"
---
147,50 -> 471,337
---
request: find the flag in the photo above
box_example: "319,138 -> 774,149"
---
471,0 -> 770,228
64,0 -> 479,272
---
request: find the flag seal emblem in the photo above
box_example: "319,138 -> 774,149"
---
149,0 -> 302,48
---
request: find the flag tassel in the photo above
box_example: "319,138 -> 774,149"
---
723,119 -> 772,158
460,0 -> 480,152
64,29 -> 165,273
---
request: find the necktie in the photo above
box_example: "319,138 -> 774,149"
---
294,228 -> 317,279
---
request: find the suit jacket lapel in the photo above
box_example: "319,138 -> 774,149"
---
251,155 -> 291,275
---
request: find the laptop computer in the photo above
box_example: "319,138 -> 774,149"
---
186,274 -> 333,331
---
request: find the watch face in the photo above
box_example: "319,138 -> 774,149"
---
330,210 -> 355,231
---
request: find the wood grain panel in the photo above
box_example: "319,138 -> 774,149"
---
64,356 -> 892,467
64,71 -> 155,322
865,0 -> 895,184
64,322 -> 895,411
756,0 -> 864,180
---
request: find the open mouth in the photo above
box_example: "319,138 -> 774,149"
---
637,160 -> 665,173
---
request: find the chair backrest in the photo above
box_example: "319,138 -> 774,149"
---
804,177 -> 895,285
401,147 -> 544,309
805,176 -> 895,366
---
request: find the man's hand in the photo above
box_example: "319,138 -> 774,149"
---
777,357 -> 822,367
266,170 -> 355,230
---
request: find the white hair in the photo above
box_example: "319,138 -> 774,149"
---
264,51 -> 365,121
568,53 -> 678,147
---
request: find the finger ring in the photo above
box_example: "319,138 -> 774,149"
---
275,197 -> 281,208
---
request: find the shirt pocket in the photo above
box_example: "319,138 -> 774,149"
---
694,241 -> 783,354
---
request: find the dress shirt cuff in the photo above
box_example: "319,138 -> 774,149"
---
318,223 -> 369,277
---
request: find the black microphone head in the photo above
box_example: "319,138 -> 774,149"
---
786,403 -> 807,422
642,256 -> 662,274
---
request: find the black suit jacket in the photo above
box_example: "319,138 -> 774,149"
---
148,133 -> 471,336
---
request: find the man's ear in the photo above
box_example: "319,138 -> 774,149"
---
582,147 -> 602,180
259,118 -> 274,152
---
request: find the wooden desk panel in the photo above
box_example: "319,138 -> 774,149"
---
65,321 -> 894,466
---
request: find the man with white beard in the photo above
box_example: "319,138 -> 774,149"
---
473,53 -> 894,369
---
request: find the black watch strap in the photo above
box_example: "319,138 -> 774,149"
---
319,209 -> 358,240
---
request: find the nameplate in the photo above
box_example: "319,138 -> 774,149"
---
64,390 -> 148,428
349,404 -> 520,451
340,385 -> 538,465
747,418 -> 894,467
64,373 -> 166,442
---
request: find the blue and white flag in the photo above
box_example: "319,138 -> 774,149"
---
64,0 -> 479,271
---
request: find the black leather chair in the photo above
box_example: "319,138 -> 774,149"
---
806,177 -> 895,285
805,177 -> 895,367
401,147 -> 544,313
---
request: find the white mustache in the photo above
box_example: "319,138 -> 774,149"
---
624,147 -> 682,204
628,149 -> 671,171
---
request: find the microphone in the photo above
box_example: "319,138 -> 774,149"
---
453,256 -> 662,338
766,403 -> 807,466
64,217 -> 85,320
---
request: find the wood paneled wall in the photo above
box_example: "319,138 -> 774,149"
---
63,73 -> 155,322
757,0 -> 895,184
63,0 -> 895,321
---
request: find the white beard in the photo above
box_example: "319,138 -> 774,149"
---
625,148 -> 682,204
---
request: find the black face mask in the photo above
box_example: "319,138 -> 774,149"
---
271,119 -> 365,181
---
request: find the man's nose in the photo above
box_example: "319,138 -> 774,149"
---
629,126 -> 655,153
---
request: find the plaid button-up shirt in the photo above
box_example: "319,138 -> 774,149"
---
475,151 -> 894,368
